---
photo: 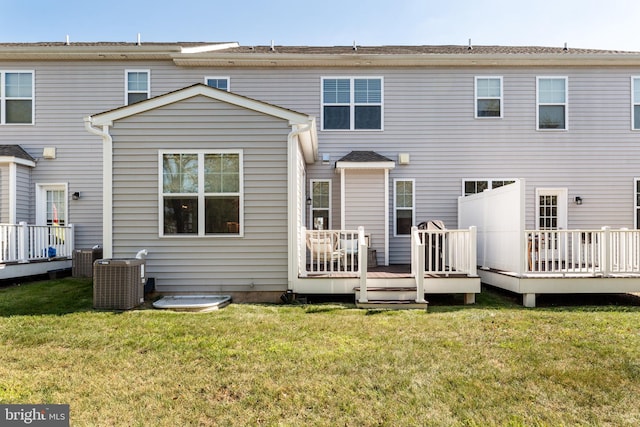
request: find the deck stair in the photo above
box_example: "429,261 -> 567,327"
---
354,286 -> 428,310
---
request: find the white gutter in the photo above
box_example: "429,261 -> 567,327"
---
84,116 -> 113,258
286,121 -> 315,290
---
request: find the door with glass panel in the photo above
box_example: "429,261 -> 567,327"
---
535,188 -> 567,266
309,180 -> 330,230
35,184 -> 67,257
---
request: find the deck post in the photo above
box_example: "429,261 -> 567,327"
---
358,226 -> 368,303
523,293 -> 536,308
601,226 -> 610,277
468,226 -> 477,277
415,243 -> 426,303
17,221 -> 28,263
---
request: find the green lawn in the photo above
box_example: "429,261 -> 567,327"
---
1,278 -> 640,426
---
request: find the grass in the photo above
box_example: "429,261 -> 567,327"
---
1,279 -> 640,426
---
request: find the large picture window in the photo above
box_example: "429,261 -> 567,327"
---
1,71 -> 34,124
161,151 -> 242,236
394,179 -> 414,235
322,77 -> 383,130
537,77 -> 568,130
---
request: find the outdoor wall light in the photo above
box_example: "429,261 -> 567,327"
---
306,196 -> 312,206
72,192 -> 81,200
575,196 -> 583,205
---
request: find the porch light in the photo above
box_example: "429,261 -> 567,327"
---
72,192 -> 81,200
575,196 -> 583,205
306,196 -> 312,206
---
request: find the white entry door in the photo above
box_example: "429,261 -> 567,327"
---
535,188 -> 568,260
36,183 -> 67,226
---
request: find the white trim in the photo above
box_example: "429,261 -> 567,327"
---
635,178 -> 639,229
8,162 -> 16,223
35,183 -> 68,226
632,76 -> 640,130
158,150 -> 244,237
393,178 -> 415,237
535,187 -> 568,230
335,161 -> 395,170
93,84 -> 314,128
0,70 -> 35,125
384,169 -> 390,265
0,156 -> 36,168
536,76 -> 568,131
474,76 -> 503,119
125,69 -> 150,105
309,179 -> 331,230
204,76 -> 230,91
320,76 -> 384,131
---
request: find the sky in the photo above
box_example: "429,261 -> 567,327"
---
2,0 -> 640,51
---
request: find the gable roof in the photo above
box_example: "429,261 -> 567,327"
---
336,151 -> 395,170
86,83 -> 318,162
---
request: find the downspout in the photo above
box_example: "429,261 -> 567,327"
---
287,121 -> 313,291
84,116 -> 114,258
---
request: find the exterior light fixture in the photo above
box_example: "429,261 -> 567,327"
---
306,196 -> 312,206
72,192 -> 80,200
575,196 -> 583,205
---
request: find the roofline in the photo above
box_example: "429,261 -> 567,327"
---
0,156 -> 36,167
172,52 -> 640,68
335,160 -> 396,170
87,83 -> 315,126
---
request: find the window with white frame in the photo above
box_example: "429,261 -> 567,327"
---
126,70 -> 150,105
395,179 -> 414,235
322,77 -> 383,130
1,71 -> 34,124
205,77 -> 230,91
475,76 -> 502,118
633,77 -> 640,130
310,179 -> 331,230
537,77 -> 567,130
635,178 -> 640,229
463,179 -> 516,196
161,151 -> 242,236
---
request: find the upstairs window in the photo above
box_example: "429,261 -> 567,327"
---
537,77 -> 567,130
475,77 -> 502,118
1,71 -> 34,124
126,70 -> 150,105
633,77 -> 640,130
205,77 -> 230,91
322,77 -> 383,130
161,151 -> 242,236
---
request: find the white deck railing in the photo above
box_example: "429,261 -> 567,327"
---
524,227 -> 640,276
0,222 -> 75,263
301,227 -> 367,277
411,226 -> 478,277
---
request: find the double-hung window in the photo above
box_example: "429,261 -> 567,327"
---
205,77 -> 230,91
322,77 -> 383,130
475,77 -> 502,118
463,179 -> 516,196
394,179 -> 414,235
632,77 -> 640,130
310,180 -> 331,230
1,71 -> 34,124
161,151 -> 242,236
126,70 -> 150,105
537,77 -> 567,130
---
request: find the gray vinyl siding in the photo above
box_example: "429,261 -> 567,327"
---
15,165 -> 30,223
0,165 -> 7,222
2,57 -> 639,267
342,170 -> 386,264
109,95 -> 291,293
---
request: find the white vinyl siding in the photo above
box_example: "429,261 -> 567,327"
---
1,71 -> 34,124
205,76 -> 230,91
475,76 -> 503,118
394,179 -> 414,235
125,70 -> 150,105
632,77 -> 640,130
537,76 -> 568,130
321,77 -> 383,130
